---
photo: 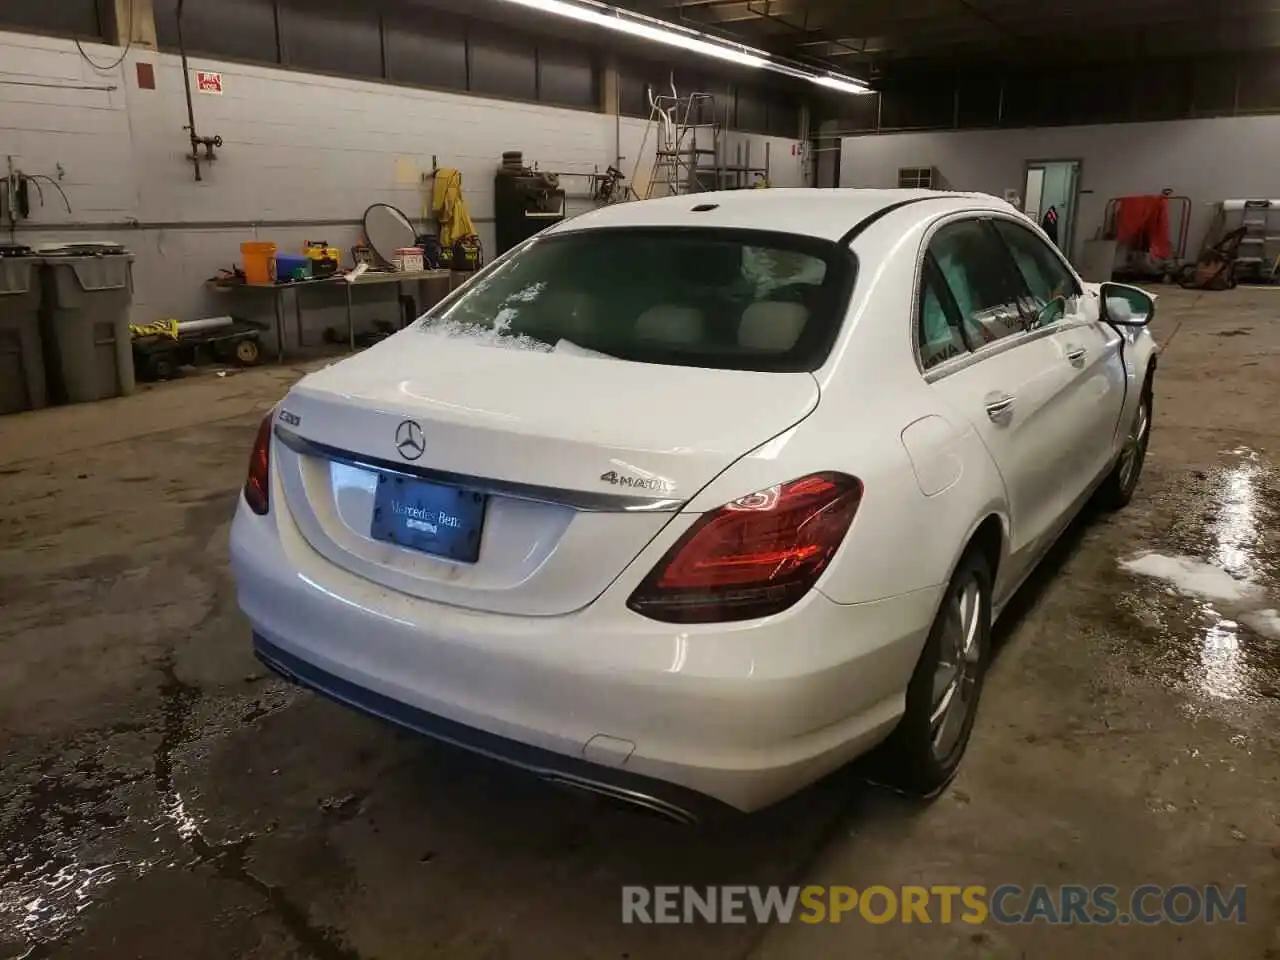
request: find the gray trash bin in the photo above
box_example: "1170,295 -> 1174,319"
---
40,254 -> 136,404
0,257 -> 47,415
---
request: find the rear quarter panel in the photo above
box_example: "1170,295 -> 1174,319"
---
684,203 -> 1013,605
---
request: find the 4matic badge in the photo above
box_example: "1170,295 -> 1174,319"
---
600,470 -> 675,493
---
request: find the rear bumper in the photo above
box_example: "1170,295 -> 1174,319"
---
253,633 -> 732,823
230,494 -> 941,813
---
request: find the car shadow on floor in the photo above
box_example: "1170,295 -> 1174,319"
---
781,504 -> 1101,844
989,507 -> 1095,656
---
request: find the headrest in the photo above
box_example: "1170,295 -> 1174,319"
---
634,305 -> 705,344
738,301 -> 809,352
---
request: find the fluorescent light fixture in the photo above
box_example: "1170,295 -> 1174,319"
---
501,0 -> 766,69
767,60 -> 871,95
497,0 -> 872,94
810,74 -> 872,95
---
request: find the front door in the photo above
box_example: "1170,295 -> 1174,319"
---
989,217 -> 1128,494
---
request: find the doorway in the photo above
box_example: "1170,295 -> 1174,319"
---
1021,160 -> 1081,261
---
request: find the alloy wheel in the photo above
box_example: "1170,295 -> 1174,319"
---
1118,395 -> 1151,492
930,575 -> 983,762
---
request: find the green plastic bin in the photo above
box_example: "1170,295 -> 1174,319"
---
0,257 -> 47,415
40,254 -> 136,404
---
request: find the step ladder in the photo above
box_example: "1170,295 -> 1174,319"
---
631,79 -> 722,199
1224,199 -> 1280,281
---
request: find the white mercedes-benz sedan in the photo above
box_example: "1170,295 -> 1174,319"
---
230,188 -> 1158,822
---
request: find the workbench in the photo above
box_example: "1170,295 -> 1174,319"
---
213,268 -> 458,363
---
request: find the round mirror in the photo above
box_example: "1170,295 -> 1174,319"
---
363,203 -> 417,266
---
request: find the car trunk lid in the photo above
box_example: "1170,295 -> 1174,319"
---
271,333 -> 820,616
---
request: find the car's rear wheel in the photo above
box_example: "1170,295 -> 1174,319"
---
1096,374 -> 1153,510
880,549 -> 991,796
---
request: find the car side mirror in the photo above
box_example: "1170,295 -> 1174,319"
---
1099,281 -> 1155,327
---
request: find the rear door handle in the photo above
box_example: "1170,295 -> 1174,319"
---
1066,345 -> 1088,365
984,393 -> 1016,423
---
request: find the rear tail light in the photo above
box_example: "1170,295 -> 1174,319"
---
244,412 -> 273,515
627,472 -> 863,624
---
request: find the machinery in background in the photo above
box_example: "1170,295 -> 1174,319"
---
304,241 -> 341,277
2,158 -> 72,229
1198,200 -> 1280,284
130,315 -> 266,381
534,165 -> 634,206
1178,227 -> 1248,290
494,151 -> 566,256
590,166 -> 632,204
1088,193 -> 1192,283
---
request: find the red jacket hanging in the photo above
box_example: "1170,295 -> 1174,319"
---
1115,196 -> 1172,260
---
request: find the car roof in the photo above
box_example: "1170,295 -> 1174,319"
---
552,188 -> 1017,243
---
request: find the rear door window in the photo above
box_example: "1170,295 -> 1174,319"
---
918,253 -> 969,370
419,228 -> 855,372
927,219 -> 1029,348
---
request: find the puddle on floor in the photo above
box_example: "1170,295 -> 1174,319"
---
0,752 -> 155,948
1112,447 -> 1280,704
0,672 -> 289,951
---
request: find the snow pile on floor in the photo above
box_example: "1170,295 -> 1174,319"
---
1119,553 -> 1265,603
1241,609 -> 1280,640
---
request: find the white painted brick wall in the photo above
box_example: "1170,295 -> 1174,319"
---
1,29 -> 803,348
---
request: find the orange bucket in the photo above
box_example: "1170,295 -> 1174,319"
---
240,241 -> 278,284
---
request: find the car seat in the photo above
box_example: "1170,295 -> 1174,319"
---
633,305 -> 706,345
738,302 -> 809,352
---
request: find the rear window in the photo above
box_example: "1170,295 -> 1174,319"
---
418,227 -> 856,372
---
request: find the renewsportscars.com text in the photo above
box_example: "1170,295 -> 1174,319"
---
621,884 -> 1247,926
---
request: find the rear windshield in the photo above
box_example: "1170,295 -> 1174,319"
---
417,227 -> 856,372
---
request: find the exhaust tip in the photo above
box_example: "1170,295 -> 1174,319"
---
255,650 -> 301,686
540,775 -> 698,825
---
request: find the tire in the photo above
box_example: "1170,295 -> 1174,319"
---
234,339 -> 262,366
879,549 -> 992,796
1095,374 -> 1153,511
149,354 -> 178,381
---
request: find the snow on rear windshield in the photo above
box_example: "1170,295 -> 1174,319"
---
417,228 -> 853,373
422,280 -> 554,353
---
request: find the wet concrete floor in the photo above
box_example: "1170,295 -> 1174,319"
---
1,287 -> 1278,958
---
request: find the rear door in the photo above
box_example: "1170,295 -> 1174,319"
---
990,217 -> 1127,490
919,216 -> 1084,577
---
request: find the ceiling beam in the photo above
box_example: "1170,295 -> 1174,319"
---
839,14 -> 1280,59
676,0 -> 1280,33
753,1 -> 1280,49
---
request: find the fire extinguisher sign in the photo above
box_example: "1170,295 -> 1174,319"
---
196,71 -> 223,94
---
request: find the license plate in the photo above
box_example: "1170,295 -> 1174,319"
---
370,474 -> 487,564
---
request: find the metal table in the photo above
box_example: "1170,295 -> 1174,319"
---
215,268 -> 455,363
339,268 -> 454,353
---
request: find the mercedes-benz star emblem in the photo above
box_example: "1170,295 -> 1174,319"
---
394,420 -> 425,461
